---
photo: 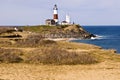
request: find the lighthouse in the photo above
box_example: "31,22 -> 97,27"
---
46,4 -> 72,26
66,14 -> 70,24
53,4 -> 58,25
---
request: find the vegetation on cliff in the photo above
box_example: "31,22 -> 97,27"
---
0,25 -> 119,65
0,26 -> 120,80
23,25 -> 95,39
0,34 -> 98,64
0,24 -> 95,39
0,33 -> 120,65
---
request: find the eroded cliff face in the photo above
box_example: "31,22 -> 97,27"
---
0,25 -> 95,39
41,25 -> 95,39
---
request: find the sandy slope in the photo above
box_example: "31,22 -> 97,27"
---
0,61 -> 120,80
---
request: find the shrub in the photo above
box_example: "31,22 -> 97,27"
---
17,34 -> 56,47
0,53 -> 23,63
26,47 -> 97,65
0,41 -> 12,47
39,40 -> 56,46
27,34 -> 43,43
0,48 -> 23,63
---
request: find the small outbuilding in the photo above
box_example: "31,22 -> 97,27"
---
45,19 -> 56,26
61,21 -> 69,25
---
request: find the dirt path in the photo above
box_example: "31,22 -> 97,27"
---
0,61 -> 120,80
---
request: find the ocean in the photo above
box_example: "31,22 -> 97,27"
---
71,26 -> 120,53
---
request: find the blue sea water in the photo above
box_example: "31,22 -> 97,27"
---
71,26 -> 120,53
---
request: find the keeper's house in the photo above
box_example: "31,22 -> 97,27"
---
45,19 -> 55,26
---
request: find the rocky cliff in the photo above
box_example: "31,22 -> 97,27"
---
39,25 -> 95,39
0,25 -> 95,39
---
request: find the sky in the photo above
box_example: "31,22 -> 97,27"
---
0,0 -> 120,26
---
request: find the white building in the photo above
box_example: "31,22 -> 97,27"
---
61,14 -> 71,25
66,14 -> 70,24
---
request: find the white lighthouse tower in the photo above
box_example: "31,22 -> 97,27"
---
53,4 -> 58,25
66,14 -> 70,24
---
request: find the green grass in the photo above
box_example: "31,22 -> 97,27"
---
23,25 -> 58,33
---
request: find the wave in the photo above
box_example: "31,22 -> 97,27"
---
91,35 -> 106,40
69,35 -> 109,41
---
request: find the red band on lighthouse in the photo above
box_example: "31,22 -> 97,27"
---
54,14 -> 58,19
